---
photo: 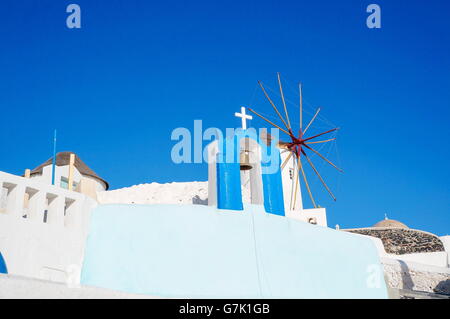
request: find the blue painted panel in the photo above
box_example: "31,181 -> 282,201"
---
81,204 -> 388,298
261,156 -> 285,216
216,135 -> 243,211
0,252 -> 7,274
216,129 -> 285,215
217,160 -> 243,211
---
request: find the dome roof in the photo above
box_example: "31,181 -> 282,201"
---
30,151 -> 109,190
373,219 -> 409,229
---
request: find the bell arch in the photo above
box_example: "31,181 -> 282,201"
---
239,136 -> 264,206
207,129 -> 285,215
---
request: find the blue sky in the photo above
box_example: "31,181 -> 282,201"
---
0,1 -> 449,235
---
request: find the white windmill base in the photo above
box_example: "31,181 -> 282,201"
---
280,151 -> 328,227
286,208 -> 328,227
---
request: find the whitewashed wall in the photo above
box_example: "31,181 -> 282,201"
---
381,257 -> 450,294
440,236 -> 450,267
0,171 -> 97,283
280,151 -> 303,211
286,208 -> 328,227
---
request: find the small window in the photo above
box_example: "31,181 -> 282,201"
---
289,168 -> 294,180
60,177 -> 77,190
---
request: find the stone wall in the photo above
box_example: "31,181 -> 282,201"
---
382,259 -> 450,295
345,228 -> 445,255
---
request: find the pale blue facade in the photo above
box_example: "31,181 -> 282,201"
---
81,204 -> 388,298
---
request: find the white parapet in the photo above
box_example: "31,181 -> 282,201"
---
0,171 -> 97,284
285,207 -> 328,227
440,236 -> 450,267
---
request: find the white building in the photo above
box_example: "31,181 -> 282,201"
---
29,152 -> 109,192
0,152 -> 108,283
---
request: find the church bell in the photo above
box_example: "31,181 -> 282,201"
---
239,150 -> 252,171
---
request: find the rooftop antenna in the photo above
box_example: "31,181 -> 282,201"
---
51,129 -> 57,185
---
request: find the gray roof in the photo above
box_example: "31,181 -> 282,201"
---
30,151 -> 109,190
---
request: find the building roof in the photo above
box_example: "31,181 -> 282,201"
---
373,219 -> 409,229
30,151 -> 109,190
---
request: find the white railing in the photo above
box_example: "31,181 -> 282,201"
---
0,171 -> 87,228
0,171 -> 98,282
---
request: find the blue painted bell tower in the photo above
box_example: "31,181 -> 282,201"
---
207,127 -> 285,216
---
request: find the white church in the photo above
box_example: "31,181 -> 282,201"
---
0,106 -> 449,299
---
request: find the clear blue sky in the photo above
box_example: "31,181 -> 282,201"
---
0,1 -> 449,235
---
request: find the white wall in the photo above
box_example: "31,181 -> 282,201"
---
0,171 -> 97,283
280,151 -> 302,211
207,140 -> 218,207
389,252 -> 449,268
440,235 -> 450,267
381,257 -> 450,294
286,207 -> 328,227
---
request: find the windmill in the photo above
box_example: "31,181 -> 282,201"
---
247,73 -> 343,210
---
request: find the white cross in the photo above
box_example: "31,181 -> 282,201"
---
235,106 -> 253,130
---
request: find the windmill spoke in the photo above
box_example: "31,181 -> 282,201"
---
302,127 -> 339,143
305,138 -> 336,145
247,108 -> 292,137
253,75 -> 341,209
281,151 -> 293,170
302,150 -> 337,201
290,154 -> 296,210
303,144 -> 343,172
292,155 -> 301,210
303,108 -> 321,135
299,82 -> 303,135
277,73 -> 292,130
297,155 -> 317,208
258,81 -> 290,131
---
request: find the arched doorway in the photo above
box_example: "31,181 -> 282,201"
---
239,137 -> 263,206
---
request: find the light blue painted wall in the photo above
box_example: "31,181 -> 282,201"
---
81,204 -> 388,298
